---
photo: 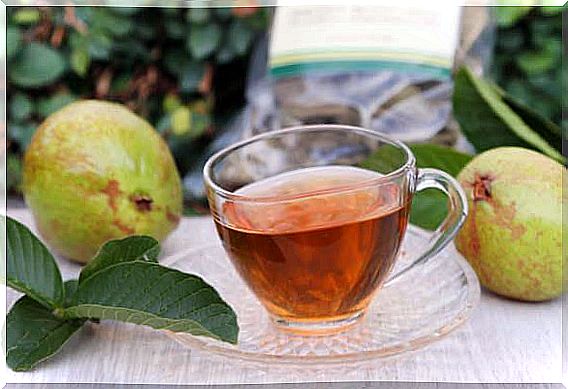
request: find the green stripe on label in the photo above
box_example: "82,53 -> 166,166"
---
271,60 -> 451,80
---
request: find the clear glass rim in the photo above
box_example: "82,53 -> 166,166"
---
203,124 -> 416,203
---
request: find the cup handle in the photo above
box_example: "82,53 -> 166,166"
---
384,168 -> 469,286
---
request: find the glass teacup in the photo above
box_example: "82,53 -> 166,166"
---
204,125 -> 467,335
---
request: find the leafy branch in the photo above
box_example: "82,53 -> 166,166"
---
4,216 -> 238,371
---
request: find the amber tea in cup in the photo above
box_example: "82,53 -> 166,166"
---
204,126 -> 467,334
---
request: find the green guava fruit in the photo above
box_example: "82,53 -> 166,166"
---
454,147 -> 564,301
23,100 -> 183,264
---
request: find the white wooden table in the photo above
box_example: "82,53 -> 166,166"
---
3,208 -> 564,386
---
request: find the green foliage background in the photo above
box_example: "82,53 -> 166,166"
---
6,6 -> 563,206
6,6 -> 270,201
492,6 -> 563,129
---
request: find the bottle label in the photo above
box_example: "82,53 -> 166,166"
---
269,5 -> 461,80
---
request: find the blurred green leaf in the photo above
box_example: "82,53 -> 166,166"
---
516,49 -> 556,75
494,6 -> 532,27
180,62 -> 206,93
92,9 -> 132,37
504,79 -> 532,106
186,8 -> 210,23
543,38 -> 562,58
7,27 -> 22,61
112,40 -> 150,64
214,8 -> 233,21
109,73 -> 131,94
188,112 -> 211,138
163,49 -> 188,75
171,106 -> 192,135
244,9 -> 269,30
410,144 -> 473,177
501,93 -> 562,151
358,144 -> 407,175
540,6 -> 563,15
10,93 -> 33,121
409,145 -> 472,230
134,19 -> 156,40
7,154 -> 23,193
12,8 -> 41,25
70,47 -> 90,77
496,30 -> 524,51
70,31 -> 109,62
531,18 -> 555,46
410,190 -> 448,231
88,33 -> 113,60
9,43 -> 66,88
227,20 -> 254,55
8,122 -> 36,151
453,66 -> 563,162
165,20 -> 186,39
163,94 -> 182,113
187,23 -> 221,59
161,8 -> 179,16
494,3 -> 563,128
216,41 -> 236,64
68,32 -> 86,50
528,74 -> 561,100
155,115 -> 171,134
37,93 -> 77,118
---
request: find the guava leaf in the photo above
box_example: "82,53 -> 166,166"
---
36,93 -> 77,118
179,62 -> 206,93
64,280 -> 79,307
7,27 -> 21,61
410,144 -> 473,177
79,236 -> 160,284
501,92 -> 562,152
7,217 -> 64,309
163,49 -> 189,76
516,49 -> 556,75
216,41 -> 236,64
410,190 -> 448,231
453,66 -> 563,163
358,144 -> 407,174
164,20 -> 185,39
92,8 -> 132,37
187,23 -> 221,60
227,20 -> 254,55
186,8 -> 210,23
8,121 -> 36,151
11,8 -> 41,25
66,261 -> 238,344
9,93 -> 33,121
7,154 -> 23,193
5,296 -> 84,372
407,144 -> 472,230
70,46 -> 91,77
9,43 -> 66,88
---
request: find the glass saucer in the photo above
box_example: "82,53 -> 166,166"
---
163,226 -> 480,366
